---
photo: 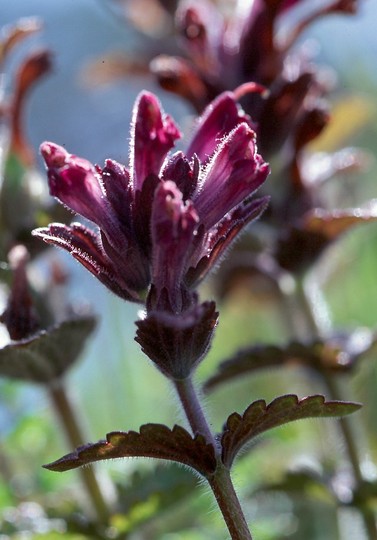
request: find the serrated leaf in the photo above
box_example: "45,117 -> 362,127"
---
0,316 -> 96,384
221,395 -> 362,468
204,331 -> 376,392
43,424 -> 217,477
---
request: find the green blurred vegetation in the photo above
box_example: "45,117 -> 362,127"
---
1,2 -> 377,539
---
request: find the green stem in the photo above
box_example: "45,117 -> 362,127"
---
321,372 -> 363,483
0,442 -> 14,487
174,377 -> 253,540
294,277 -> 377,539
49,380 -> 110,524
208,464 -> 253,540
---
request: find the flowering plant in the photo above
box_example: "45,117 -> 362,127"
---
0,2 -> 376,539
31,90 -> 361,539
34,90 -> 270,380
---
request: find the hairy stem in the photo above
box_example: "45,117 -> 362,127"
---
49,380 -> 110,524
208,464 -> 253,540
294,277 -> 377,539
174,377 -> 252,540
174,377 -> 215,446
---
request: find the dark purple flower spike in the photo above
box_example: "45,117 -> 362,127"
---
34,90 -> 269,378
34,90 -> 269,304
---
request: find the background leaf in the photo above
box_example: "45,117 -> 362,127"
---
204,331 -> 376,391
0,317 -> 96,384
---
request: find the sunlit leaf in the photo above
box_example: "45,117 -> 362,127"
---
0,317 -> 96,384
221,395 -> 361,468
44,424 -> 217,477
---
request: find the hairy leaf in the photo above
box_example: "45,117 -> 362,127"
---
221,394 -> 361,468
204,331 -> 376,391
0,317 -> 96,384
44,424 -> 217,477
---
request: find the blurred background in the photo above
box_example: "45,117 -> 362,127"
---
1,1 -> 377,538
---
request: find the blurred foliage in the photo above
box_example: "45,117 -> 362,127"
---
1,1 -> 377,539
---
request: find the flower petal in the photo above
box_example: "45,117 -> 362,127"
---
161,151 -> 199,201
40,142 -> 117,228
40,143 -> 136,253
99,159 -> 133,234
194,123 -> 270,229
151,180 -> 199,312
129,91 -> 181,192
186,92 -> 253,163
32,223 -> 141,302
186,196 -> 270,286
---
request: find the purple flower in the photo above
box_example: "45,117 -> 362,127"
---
152,0 -> 359,156
34,90 -> 269,310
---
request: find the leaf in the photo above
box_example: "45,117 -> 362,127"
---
221,394 -> 362,468
255,468 -> 335,503
117,465 -> 197,513
0,317 -> 96,384
204,331 -> 376,391
304,205 -> 377,239
114,465 -> 197,534
277,203 -> 377,272
43,424 -> 217,477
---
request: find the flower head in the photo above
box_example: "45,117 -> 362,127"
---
34,90 -> 269,310
34,91 -> 269,378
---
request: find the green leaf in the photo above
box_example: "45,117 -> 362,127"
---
0,316 -> 96,384
43,424 -> 217,477
113,465 -> 197,534
204,330 -> 376,391
117,465 -> 197,513
255,468 -> 336,504
221,394 -> 362,468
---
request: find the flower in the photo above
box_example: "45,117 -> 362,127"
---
33,90 -> 270,309
152,0 -> 358,156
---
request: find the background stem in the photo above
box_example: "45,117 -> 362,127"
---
293,277 -> 377,539
48,380 -> 110,524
